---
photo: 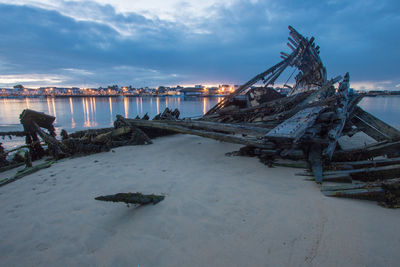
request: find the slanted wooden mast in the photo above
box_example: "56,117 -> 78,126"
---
204,25 -> 327,116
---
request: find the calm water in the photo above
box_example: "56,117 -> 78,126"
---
0,95 -> 399,149
0,96 -> 222,149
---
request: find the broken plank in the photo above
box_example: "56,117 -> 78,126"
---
136,120 -> 272,137
330,157 -> 400,169
322,73 -> 350,159
352,106 -> 400,142
332,141 -> 400,161
323,164 -> 400,182
265,106 -> 325,141
352,115 -> 391,142
308,143 -> 323,183
0,160 -> 55,187
128,119 -> 275,149
323,173 -> 352,183
322,187 -> 384,198
321,178 -> 400,202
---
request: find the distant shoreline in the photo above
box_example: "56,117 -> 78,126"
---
0,94 -> 228,99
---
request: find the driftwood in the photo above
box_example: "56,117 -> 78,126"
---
95,192 -> 165,205
0,162 -> 25,173
322,178 -> 400,208
20,109 -> 56,160
0,160 -> 55,187
32,121 -> 68,159
153,107 -> 180,120
114,115 -> 153,144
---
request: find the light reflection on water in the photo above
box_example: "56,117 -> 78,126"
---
0,95 -> 398,150
0,96 -> 222,134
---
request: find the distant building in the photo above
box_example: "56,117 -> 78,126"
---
218,84 -> 233,94
206,87 -> 219,95
181,87 -> 205,96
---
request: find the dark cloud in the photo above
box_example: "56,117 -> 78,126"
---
0,0 -> 399,88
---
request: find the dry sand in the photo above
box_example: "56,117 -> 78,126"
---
0,134 -> 399,266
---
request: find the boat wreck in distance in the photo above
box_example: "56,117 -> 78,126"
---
1,26 -> 400,207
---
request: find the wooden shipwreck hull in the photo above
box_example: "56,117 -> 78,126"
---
118,26 -> 400,207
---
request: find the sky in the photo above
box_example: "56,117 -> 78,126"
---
0,0 -> 399,90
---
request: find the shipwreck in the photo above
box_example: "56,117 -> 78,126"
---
1,26 -> 400,207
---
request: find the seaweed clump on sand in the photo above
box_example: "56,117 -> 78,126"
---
95,192 -> 165,206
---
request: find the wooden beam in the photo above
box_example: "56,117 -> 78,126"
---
321,178 -> 400,204
115,115 -> 153,144
352,106 -> 400,142
323,164 -> 400,182
139,120 -> 272,137
332,141 -> 400,162
322,73 -> 350,159
0,160 -> 55,188
32,122 -> 68,159
308,144 -> 323,183
330,157 -> 400,169
352,115 -> 389,141
205,59 -> 289,115
128,119 -> 275,149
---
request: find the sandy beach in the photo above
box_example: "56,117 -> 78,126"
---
1,134 -> 399,266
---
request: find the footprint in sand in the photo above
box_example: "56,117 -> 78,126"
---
36,243 -> 49,251
36,189 -> 50,195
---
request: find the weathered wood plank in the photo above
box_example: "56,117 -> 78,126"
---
330,157 -> 400,169
115,115 -> 153,144
321,178 -> 400,204
308,144 -> 323,183
322,187 -> 384,198
205,59 -> 289,115
322,173 -> 352,183
352,115 -> 391,142
352,106 -> 400,142
128,119 -> 275,149
323,164 -> 400,181
265,106 -> 324,141
142,120 -> 272,137
332,141 -> 400,161
0,160 -> 55,188
322,73 -> 350,159
32,122 -> 68,159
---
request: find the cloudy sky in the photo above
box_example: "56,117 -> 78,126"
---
0,0 -> 399,89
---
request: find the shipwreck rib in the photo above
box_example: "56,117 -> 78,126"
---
127,119 -> 276,149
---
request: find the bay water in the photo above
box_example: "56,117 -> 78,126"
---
0,95 -> 399,150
